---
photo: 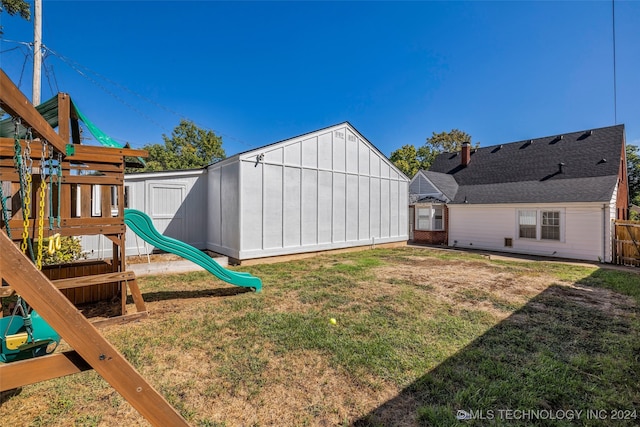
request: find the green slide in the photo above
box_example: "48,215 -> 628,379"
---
124,209 -> 261,291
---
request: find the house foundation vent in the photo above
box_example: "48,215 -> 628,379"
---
504,238 -> 513,247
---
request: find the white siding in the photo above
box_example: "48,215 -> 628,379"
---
82,170 -> 207,258
229,123 -> 409,260
448,202 -> 610,262
207,162 -> 241,257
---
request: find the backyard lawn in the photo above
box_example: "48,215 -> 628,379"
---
1,247 -> 638,426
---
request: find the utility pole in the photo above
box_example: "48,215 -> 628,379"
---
32,0 -> 42,105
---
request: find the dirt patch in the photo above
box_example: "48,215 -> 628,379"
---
373,259 -> 552,320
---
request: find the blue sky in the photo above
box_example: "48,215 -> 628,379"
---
1,1 -> 639,157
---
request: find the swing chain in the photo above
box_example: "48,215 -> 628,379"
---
57,153 -> 62,228
48,145 -> 55,230
0,182 -> 11,239
16,126 -> 35,259
36,141 -> 48,270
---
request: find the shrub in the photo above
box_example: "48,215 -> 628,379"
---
40,235 -> 85,266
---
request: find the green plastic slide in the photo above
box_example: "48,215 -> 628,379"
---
124,209 -> 261,291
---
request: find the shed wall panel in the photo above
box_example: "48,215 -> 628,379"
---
241,162 -> 263,251
318,132 -> 332,170
370,178 -> 380,238
263,164 -> 283,249
390,180 -> 399,237
380,179 -> 390,238
333,134 -> 346,172
302,137 -> 318,169
332,173 -> 346,242
358,176 -> 370,239
301,169 -> 318,245
284,167 -> 301,247
370,154 -> 380,176
285,142 -> 301,166
318,170 -> 333,244
208,168 -> 222,247
346,135 -> 358,174
220,163 -> 240,251
346,174 -> 359,241
358,142 -> 370,175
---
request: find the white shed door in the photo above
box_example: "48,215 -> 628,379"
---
148,183 -> 186,239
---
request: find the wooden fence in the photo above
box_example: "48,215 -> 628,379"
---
613,220 -> 640,267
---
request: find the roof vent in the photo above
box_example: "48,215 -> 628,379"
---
558,162 -> 565,173
559,135 -> 564,140
589,130 -> 594,136
599,158 -> 607,164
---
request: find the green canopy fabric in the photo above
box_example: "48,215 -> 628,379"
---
1,95 -> 122,148
0,95 -> 145,165
0,96 -> 59,139
70,99 -> 123,148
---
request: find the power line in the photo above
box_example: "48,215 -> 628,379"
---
1,37 -> 257,150
44,45 -> 172,134
43,45 -> 254,149
612,0 -> 617,124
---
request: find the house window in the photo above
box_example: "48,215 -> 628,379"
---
433,206 -> 444,230
416,205 -> 444,231
417,208 -> 431,230
517,209 -> 563,241
518,210 -> 537,239
541,211 -> 560,240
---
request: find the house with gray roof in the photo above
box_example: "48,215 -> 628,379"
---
409,124 -> 629,262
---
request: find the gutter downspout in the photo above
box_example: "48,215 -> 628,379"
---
602,203 -> 608,263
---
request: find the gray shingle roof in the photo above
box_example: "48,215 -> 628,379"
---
422,171 -> 458,202
428,125 -> 624,204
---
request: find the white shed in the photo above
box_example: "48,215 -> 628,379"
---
80,169 -> 208,258
81,122 -> 409,262
206,122 -> 409,261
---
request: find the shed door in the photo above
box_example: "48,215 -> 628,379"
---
409,206 -> 414,241
147,183 -> 186,240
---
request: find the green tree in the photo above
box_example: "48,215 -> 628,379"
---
390,129 -> 476,176
425,128 -> 475,153
0,0 -> 29,19
390,145 -> 420,178
0,0 -> 31,36
627,144 -> 640,219
390,144 -> 435,178
134,120 -> 226,172
0,0 -> 30,35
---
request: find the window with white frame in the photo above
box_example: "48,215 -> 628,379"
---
518,210 -> 537,239
416,205 -> 444,231
518,209 -> 562,241
541,211 -> 560,240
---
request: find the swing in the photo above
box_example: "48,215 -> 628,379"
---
0,122 -> 61,363
0,298 -> 60,363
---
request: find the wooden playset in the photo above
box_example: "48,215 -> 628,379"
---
0,69 -> 190,425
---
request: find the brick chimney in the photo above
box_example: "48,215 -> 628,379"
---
461,142 -> 471,166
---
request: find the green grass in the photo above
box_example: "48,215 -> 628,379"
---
1,247 -> 638,426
